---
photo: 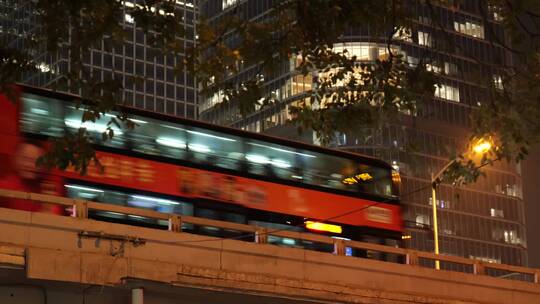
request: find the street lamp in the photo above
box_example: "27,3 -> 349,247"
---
472,139 -> 492,154
431,139 -> 492,270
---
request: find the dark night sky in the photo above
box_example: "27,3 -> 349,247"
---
523,145 -> 540,268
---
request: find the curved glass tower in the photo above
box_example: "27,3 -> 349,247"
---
200,0 -> 527,266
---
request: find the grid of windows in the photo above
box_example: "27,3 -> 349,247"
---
407,229 -> 525,266
200,1 -> 527,266
454,19 -> 485,39
115,16 -> 198,117
2,1 -> 198,119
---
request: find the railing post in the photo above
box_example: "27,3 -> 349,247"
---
473,262 -> 485,275
535,271 -> 540,284
406,251 -> 418,266
333,239 -> 345,256
255,228 -> 268,244
73,201 -> 88,219
168,215 -> 182,232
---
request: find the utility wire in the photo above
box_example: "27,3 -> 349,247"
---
162,181 -> 434,245
162,158 -> 496,245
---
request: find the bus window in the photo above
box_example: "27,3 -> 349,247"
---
65,183 -> 192,218
136,120 -> 188,158
195,207 -> 246,238
300,150 -> 358,192
244,139 -> 299,180
20,90 -> 397,200
184,125 -> 243,171
21,94 -> 64,137
63,105 -> 127,148
65,184 -> 106,202
356,164 -> 395,197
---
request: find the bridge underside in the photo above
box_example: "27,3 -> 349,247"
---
0,268 -> 323,304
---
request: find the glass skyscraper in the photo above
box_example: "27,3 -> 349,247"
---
1,0 -> 198,118
2,0 -> 527,266
199,1 -> 527,266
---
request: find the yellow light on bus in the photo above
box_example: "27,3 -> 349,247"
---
342,177 -> 357,185
305,221 -> 342,234
341,172 -> 373,185
356,173 -> 372,181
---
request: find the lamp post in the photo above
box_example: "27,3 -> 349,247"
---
431,139 -> 491,270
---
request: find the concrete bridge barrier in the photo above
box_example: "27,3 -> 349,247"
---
0,189 -> 539,303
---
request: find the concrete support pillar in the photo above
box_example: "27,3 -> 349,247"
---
132,288 -> 143,304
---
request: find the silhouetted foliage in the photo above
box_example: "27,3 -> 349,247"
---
1,0 -> 539,183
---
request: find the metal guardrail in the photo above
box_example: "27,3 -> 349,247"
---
0,188 -> 538,284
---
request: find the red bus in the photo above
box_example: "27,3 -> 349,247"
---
0,85 -> 403,253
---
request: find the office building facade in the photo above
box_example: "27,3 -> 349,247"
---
1,0 -> 198,118
2,0 -> 527,266
199,0 -> 527,266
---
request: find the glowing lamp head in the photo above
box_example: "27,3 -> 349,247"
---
472,140 -> 492,154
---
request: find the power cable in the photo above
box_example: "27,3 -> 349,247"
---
162,158 -> 495,246
161,181 -> 434,245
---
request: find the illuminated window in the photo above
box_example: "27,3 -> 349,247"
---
122,1 -> 179,17
426,62 -> 458,76
490,208 -> 504,218
426,63 -> 442,74
454,20 -> 484,39
36,62 -> 56,74
493,75 -> 503,90
493,229 -> 523,245
416,214 -> 429,227
311,42 -> 409,92
495,184 -> 521,198
504,230 -> 520,245
332,42 -> 406,61
200,90 -> 225,113
444,62 -> 458,75
223,0 -> 238,9
124,13 -> 134,23
393,26 -> 412,42
418,31 -> 432,47
434,84 -> 460,102
488,5 -> 504,22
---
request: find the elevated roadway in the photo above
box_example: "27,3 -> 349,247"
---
0,190 -> 539,303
